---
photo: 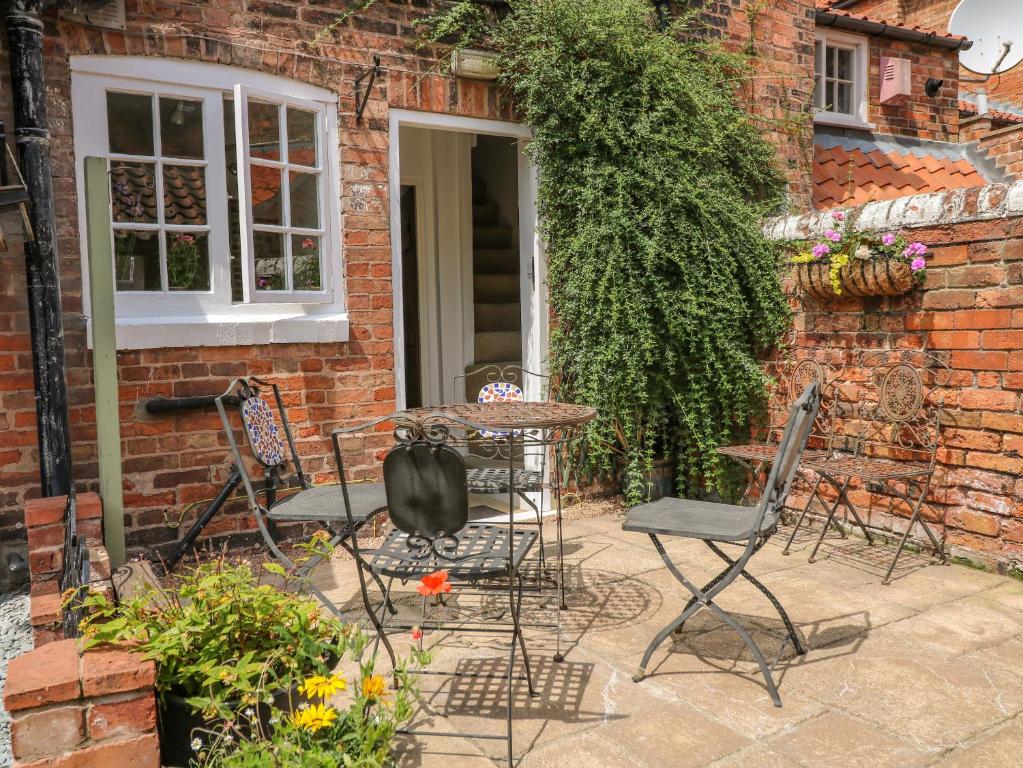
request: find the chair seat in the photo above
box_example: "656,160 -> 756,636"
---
267,482 -> 387,523
466,467 -> 544,493
623,497 -> 774,542
718,443 -> 828,463
366,523 -> 537,580
800,455 -> 931,481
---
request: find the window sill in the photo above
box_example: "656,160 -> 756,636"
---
813,113 -> 875,132
87,311 -> 350,351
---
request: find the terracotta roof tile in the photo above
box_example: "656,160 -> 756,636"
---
959,99 -> 1023,126
817,8 -> 970,46
812,141 -> 988,210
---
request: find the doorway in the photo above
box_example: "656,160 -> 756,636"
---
389,111 -> 545,411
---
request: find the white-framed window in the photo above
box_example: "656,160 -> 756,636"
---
813,31 -> 869,129
71,57 -> 347,349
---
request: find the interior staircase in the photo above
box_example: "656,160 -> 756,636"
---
469,178 -> 521,395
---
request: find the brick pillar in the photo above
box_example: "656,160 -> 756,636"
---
3,640 -> 160,768
23,493 -> 112,646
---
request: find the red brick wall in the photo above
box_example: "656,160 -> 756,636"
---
0,0 -> 819,560
693,0 -> 818,209
4,640 -> 159,767
977,124 -> 1023,180
776,198 -> 1023,571
841,0 -> 960,31
866,36 -> 961,142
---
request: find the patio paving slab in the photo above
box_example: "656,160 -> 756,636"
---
314,504 -> 1023,766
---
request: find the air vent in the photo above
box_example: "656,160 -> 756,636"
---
880,57 -> 912,105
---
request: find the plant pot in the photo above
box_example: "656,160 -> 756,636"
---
158,683 -> 303,766
643,458 -> 676,501
795,257 -> 914,299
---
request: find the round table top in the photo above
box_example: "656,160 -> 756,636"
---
402,401 -> 596,431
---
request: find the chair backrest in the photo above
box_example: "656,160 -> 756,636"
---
845,350 -> 950,465
757,382 -> 822,531
383,440 -> 470,539
764,354 -> 841,449
216,377 -> 306,508
456,363 -> 549,405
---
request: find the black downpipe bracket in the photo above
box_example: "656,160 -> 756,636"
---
4,0 -> 73,497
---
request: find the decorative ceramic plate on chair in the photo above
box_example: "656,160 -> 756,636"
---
477,381 -> 523,404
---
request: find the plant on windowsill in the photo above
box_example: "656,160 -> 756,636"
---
786,210 -> 929,299
167,233 -> 203,291
76,545 -> 429,767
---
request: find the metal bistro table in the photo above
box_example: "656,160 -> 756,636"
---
398,401 -> 596,620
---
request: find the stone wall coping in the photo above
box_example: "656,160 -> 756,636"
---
24,493 -> 102,528
766,180 -> 1023,241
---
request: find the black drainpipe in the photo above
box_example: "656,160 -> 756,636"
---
4,0 -> 73,498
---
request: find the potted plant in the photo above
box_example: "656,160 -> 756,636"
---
79,553 -> 375,767
788,210 -> 929,299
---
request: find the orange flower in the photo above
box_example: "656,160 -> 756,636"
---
416,570 -> 452,598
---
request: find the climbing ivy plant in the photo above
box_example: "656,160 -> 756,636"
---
424,0 -> 791,500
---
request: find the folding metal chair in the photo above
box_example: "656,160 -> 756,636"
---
794,350 -> 951,584
216,377 -> 391,616
455,364 -> 565,604
332,411 -> 542,768
624,382 -> 822,707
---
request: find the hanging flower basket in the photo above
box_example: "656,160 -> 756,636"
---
795,256 -> 914,299
786,212 -> 928,300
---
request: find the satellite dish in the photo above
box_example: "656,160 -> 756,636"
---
950,0 -> 1023,75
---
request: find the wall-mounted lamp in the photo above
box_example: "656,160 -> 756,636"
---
925,78 -> 944,98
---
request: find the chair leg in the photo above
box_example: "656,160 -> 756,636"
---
882,478 -> 942,585
782,476 -> 824,556
807,476 -> 858,562
705,601 -> 783,708
636,535 -> 788,706
706,542 -> 806,656
511,575 -> 537,697
336,537 -> 397,615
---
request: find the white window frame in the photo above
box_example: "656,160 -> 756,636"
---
813,30 -> 871,130
71,56 -> 347,349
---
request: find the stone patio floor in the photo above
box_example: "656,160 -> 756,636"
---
311,505 -> 1023,767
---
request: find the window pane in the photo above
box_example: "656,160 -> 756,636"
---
160,97 -> 204,159
166,231 -> 210,291
110,162 -> 157,224
114,229 -> 161,291
248,100 -> 281,161
287,107 -> 318,167
835,47 -> 853,81
835,81 -> 853,114
813,75 -> 823,108
292,235 -> 321,291
814,41 -> 823,77
253,231 -> 285,291
107,92 -> 153,155
163,165 -> 208,225
250,165 -> 283,225
826,46 -> 836,78
289,171 -> 319,229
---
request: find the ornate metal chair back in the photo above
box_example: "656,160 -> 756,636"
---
848,350 -> 951,465
383,439 -> 470,542
759,382 -> 822,531
216,377 -> 307,510
765,354 -> 842,450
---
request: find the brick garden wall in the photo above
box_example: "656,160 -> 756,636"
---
865,35 -> 961,142
0,0 -> 821,561
768,181 -> 1023,572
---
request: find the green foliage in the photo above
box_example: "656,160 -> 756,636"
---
80,554 -> 347,716
193,643 -> 430,768
427,0 -> 790,499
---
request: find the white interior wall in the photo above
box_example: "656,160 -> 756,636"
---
398,126 -> 474,406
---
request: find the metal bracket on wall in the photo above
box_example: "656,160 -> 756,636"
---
355,55 -> 382,124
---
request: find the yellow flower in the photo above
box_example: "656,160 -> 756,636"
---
361,674 -> 387,702
291,703 -> 338,733
299,674 -> 347,700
